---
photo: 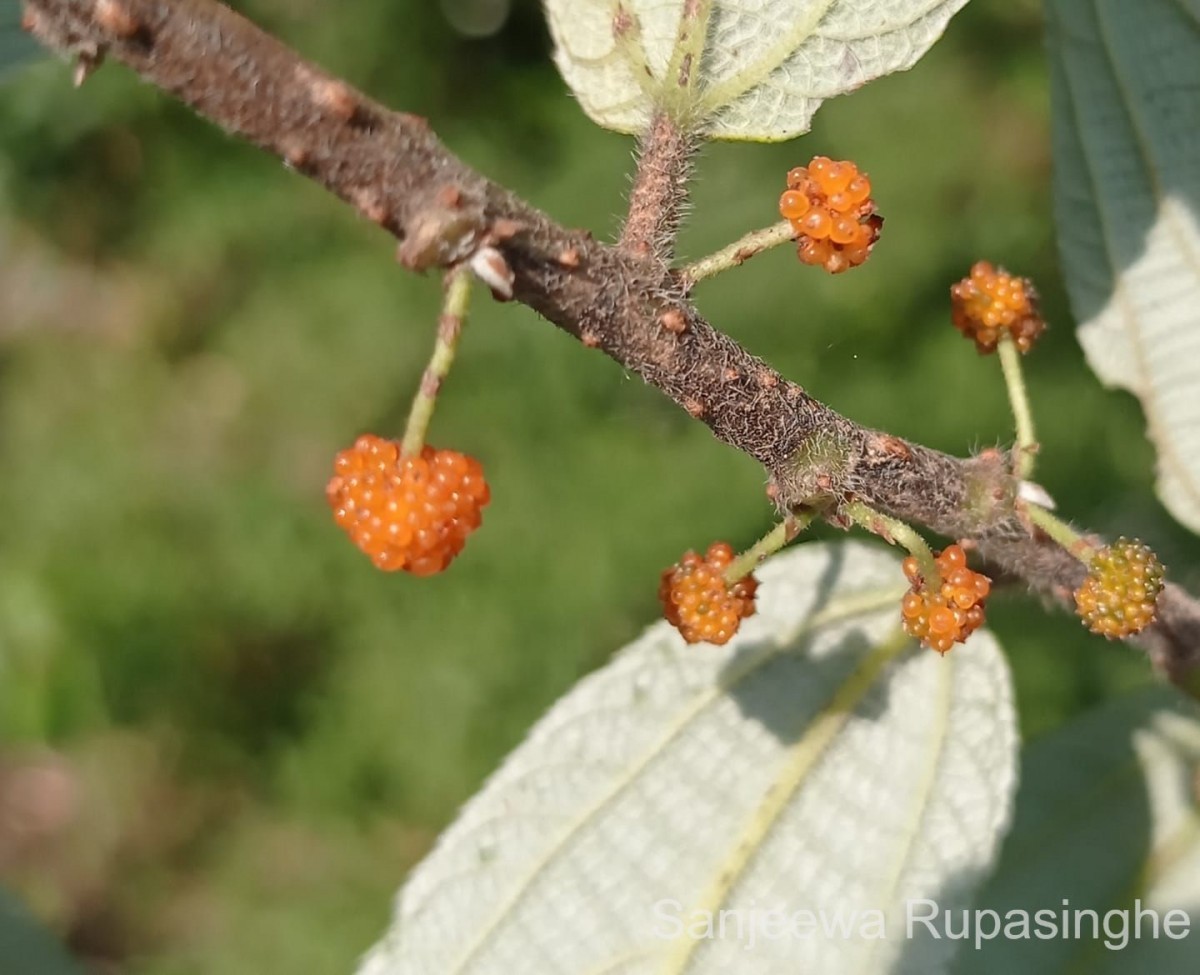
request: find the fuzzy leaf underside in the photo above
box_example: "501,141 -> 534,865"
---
1049,0 -> 1200,535
358,540 -> 1017,975
545,0 -> 970,141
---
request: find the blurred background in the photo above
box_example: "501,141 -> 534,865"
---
1,0 -> 1197,972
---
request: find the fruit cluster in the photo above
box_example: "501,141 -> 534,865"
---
950,261 -> 1046,354
1074,538 -> 1164,638
326,434 -> 489,575
659,542 -> 758,646
779,157 -> 881,274
900,544 -> 991,654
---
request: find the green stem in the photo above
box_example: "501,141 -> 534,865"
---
843,499 -> 939,586
1023,503 -> 1097,563
679,220 -> 796,287
725,512 -> 813,583
401,269 -> 471,457
998,333 -> 1037,480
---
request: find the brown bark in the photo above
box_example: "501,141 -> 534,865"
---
20,0 -> 1200,687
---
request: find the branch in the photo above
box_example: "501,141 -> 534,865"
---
20,0 -> 1200,687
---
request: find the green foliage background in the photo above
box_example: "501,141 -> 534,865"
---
0,0 -> 1196,971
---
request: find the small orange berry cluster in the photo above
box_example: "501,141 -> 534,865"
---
326,434 -> 489,575
659,542 -> 758,646
900,544 -> 991,654
950,261 -> 1046,354
779,157 -> 881,274
1074,538 -> 1164,639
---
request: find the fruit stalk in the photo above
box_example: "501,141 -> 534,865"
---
998,333 -> 1037,480
843,499 -> 939,586
402,269 -> 471,457
1022,503 -> 1097,562
679,221 -> 796,287
724,512 -> 813,584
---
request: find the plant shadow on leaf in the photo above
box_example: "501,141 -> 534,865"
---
725,624 -> 894,734
718,540 -> 897,739
948,688 -> 1196,974
893,692 -> 1198,974
719,540 -> 860,722
1048,0 -> 1200,322
1048,0 -> 1200,532
355,541 -> 1016,973
5,2 -> 1174,971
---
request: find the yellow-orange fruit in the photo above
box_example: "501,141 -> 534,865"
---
326,434 -> 489,575
1074,538 -> 1164,638
780,157 -> 881,274
900,544 -> 991,654
659,542 -> 758,646
950,261 -> 1046,354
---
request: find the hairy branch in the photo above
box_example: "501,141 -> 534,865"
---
620,112 -> 696,263
20,0 -> 1200,686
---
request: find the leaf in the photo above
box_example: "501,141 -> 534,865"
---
1048,0 -> 1200,535
358,540 -> 1017,975
0,0 -> 42,81
959,687 -> 1200,973
544,0 -> 972,141
0,889 -> 84,975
